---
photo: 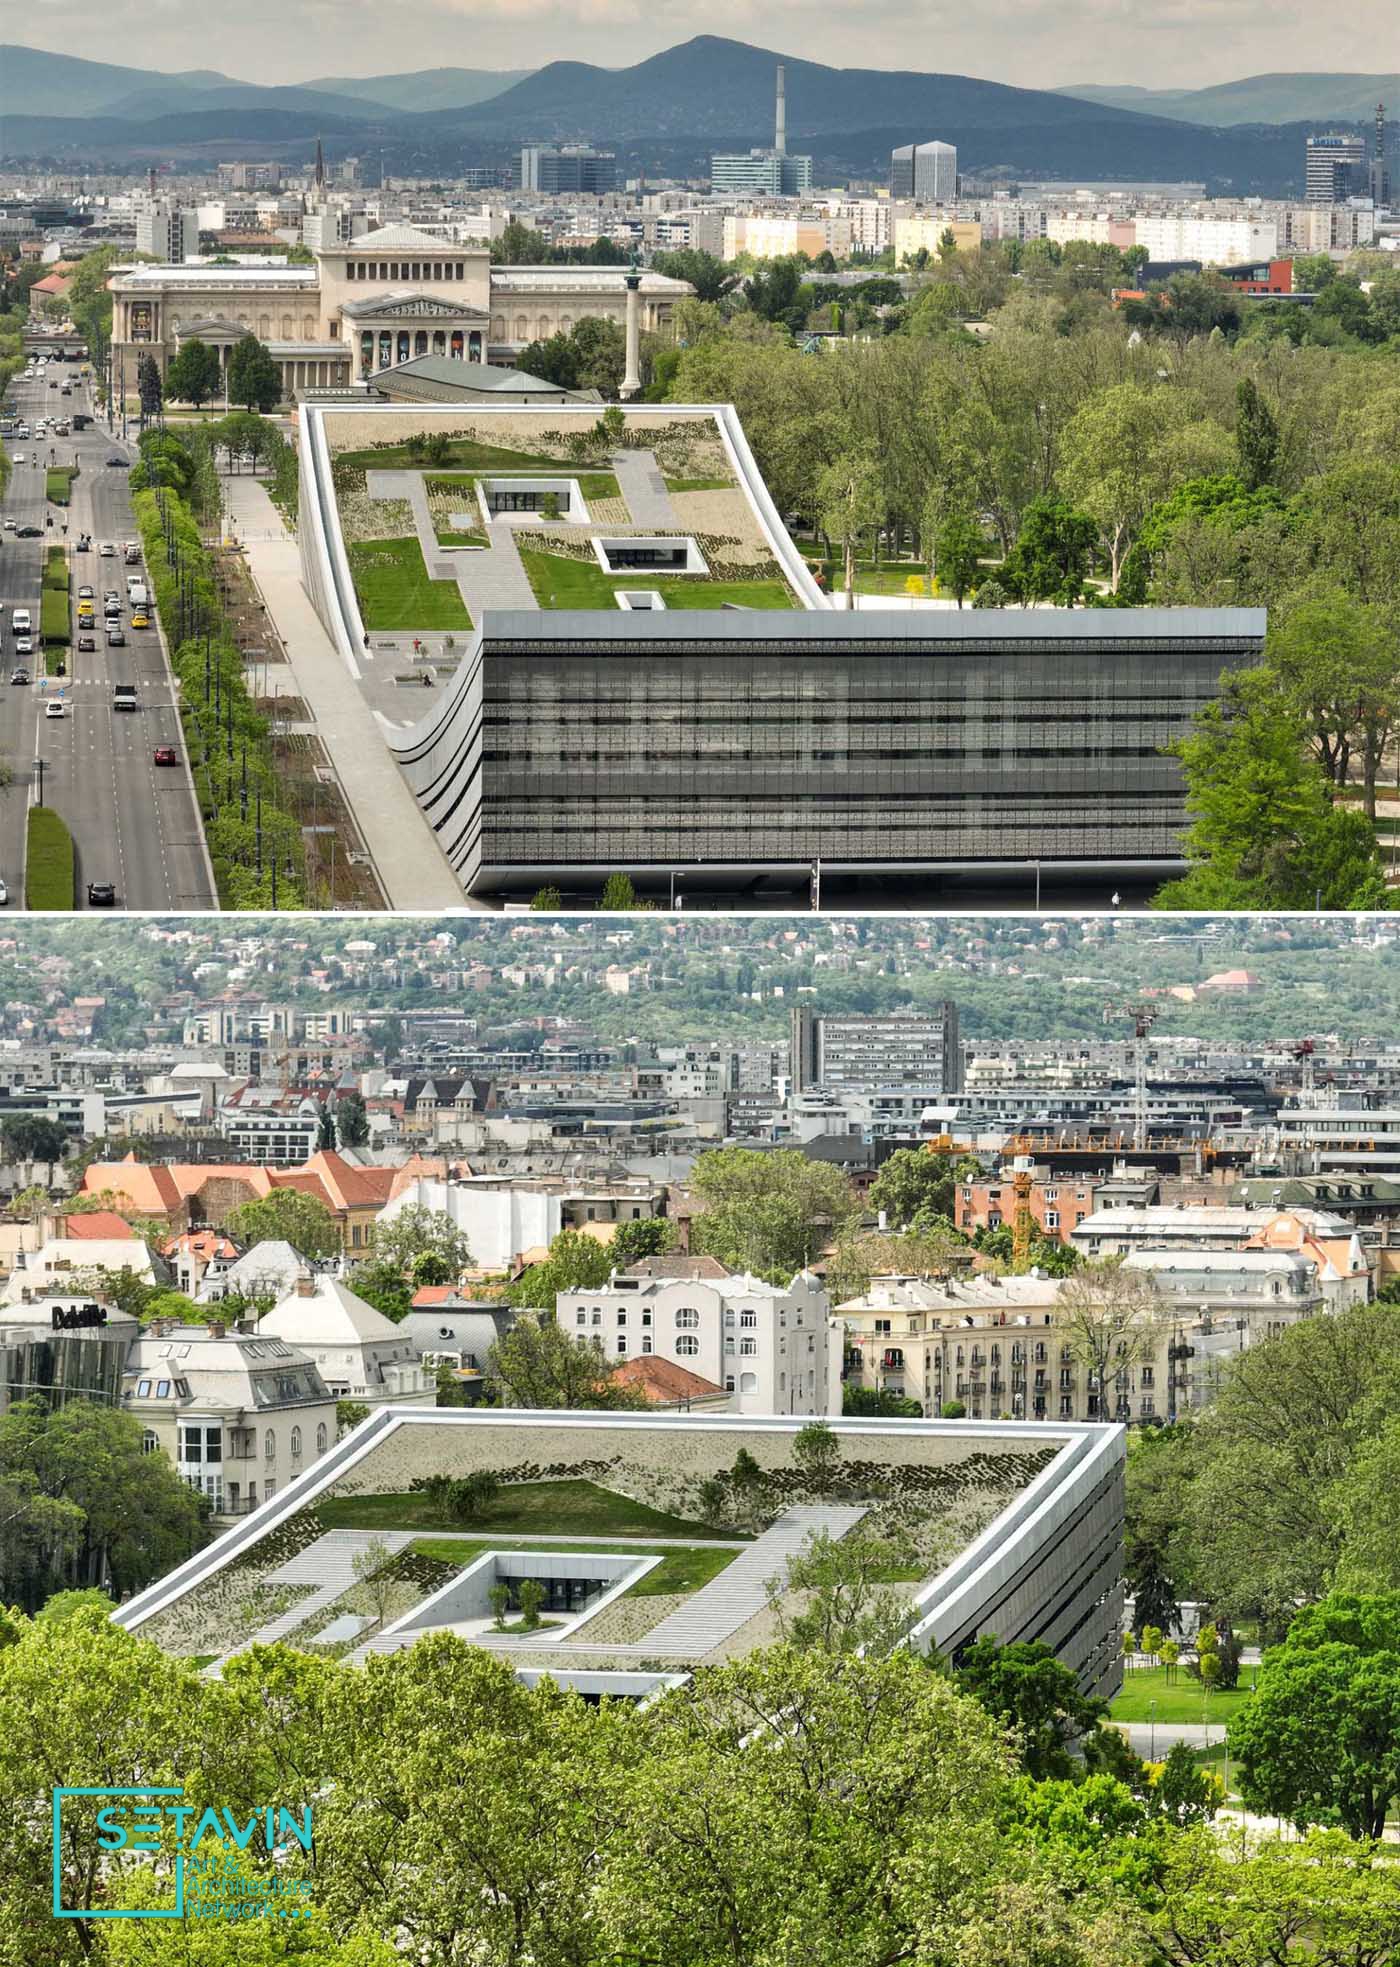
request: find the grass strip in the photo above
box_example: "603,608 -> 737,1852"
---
25,806 -> 74,909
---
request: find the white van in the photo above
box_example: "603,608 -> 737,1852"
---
127,582 -> 149,610
10,608 -> 31,635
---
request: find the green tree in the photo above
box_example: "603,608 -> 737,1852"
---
1267,594 -> 1400,820
506,1226 -> 614,1309
486,1313 -> 646,1409
0,1399 -> 206,1612
335,1092 -> 370,1148
1,1113 -> 68,1176
765,1528 -> 915,1655
1235,376 -> 1279,491
652,248 -> 738,305
1056,1261 -> 1162,1417
1155,668 -> 1390,912
868,1146 -> 976,1229
953,1634 -> 1107,1779
792,1419 -> 841,1497
1229,1592 -> 1400,1838
530,885 -> 563,910
600,872 -> 641,910
1001,495 -> 1098,605
816,452 -> 886,609
933,509 -> 986,605
688,1146 -> 856,1275
371,1206 -> 472,1284
608,1216 -> 676,1265
165,337 -> 222,409
225,1188 -> 342,1261
225,332 -> 283,413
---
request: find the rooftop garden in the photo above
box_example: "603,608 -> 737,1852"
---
516,542 -> 795,612
315,1476 -> 744,1541
347,537 -> 473,633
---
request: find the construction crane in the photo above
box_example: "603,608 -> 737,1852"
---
1102,1000 -> 1158,1153
1008,1155 -> 1035,1272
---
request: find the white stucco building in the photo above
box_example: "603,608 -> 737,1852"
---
556,1257 -> 841,1416
377,1175 -> 563,1275
257,1274 -> 435,1408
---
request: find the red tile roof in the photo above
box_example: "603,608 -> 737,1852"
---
62,1211 -> 136,1240
612,1356 -> 726,1404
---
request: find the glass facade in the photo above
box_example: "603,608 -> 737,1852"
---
472,627 -> 1258,871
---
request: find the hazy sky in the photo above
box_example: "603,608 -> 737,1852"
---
0,0 -> 1356,92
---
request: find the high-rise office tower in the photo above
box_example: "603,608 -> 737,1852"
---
1305,132 -> 1368,202
891,141 -> 958,204
1372,103 -> 1392,205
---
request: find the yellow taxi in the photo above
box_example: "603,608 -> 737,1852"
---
131,611 -> 150,629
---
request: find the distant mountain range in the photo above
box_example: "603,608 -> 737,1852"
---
1058,71 -> 1400,128
0,36 -> 1369,195
0,45 -> 531,121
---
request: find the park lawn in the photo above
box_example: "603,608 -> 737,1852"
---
518,545 -> 795,612
40,585 -> 70,646
25,807 -> 75,909
1110,1664 -> 1254,1725
337,439 -> 565,472
346,537 -> 472,633
45,465 -> 76,504
319,1477 -> 742,1541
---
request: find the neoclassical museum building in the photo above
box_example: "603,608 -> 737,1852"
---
106,222 -> 691,399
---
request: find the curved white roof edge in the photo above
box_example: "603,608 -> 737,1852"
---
113,1407 -> 1119,1637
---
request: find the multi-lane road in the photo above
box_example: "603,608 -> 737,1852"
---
0,358 -> 215,909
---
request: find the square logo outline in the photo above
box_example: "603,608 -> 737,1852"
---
52,1786 -> 186,1920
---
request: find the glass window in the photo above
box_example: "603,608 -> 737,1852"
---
675,1307 -> 699,1329
576,1310 -> 587,1325
156,1380 -> 170,1399
290,1427 -> 302,1460
137,1379 -> 151,1397
316,1423 -> 328,1455
264,1429 -> 275,1460
739,1310 -> 757,1329
641,1336 -> 653,1354
142,1429 -> 158,1454
616,1335 -> 627,1354
740,1337 -> 757,1356
676,1335 -> 700,1357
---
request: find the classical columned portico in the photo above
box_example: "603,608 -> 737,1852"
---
339,293 -> 490,377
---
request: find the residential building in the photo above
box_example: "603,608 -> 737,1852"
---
955,1171 -> 1102,1244
892,215 -> 981,264
134,201 -> 200,262
722,214 -> 853,260
891,141 -> 958,204
216,1089 -> 322,1164
2,1232 -> 158,1305
257,1274 -> 436,1407
837,1270 -> 1295,1425
123,1321 -> 337,1517
1070,1203 -> 1372,1308
556,1257 -> 840,1415
1131,214 -> 1278,265
791,1004 -> 961,1097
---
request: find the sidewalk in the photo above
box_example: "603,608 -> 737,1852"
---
219,474 -> 470,911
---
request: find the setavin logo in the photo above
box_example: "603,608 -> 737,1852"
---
52,1786 -> 314,1921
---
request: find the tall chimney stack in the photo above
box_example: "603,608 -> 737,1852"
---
775,64 -> 787,157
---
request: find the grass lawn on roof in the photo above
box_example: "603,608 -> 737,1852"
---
317,1477 -> 749,1540
347,536 -> 472,632
335,438 -> 569,472
517,545 -> 795,612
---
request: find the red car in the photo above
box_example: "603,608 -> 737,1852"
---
153,746 -> 178,766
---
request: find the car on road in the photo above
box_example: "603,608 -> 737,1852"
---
106,627 -> 125,646
99,541 -> 115,556
0,878 -> 8,906
77,633 -> 95,652
86,882 -> 116,907
13,636 -> 32,658
75,534 -> 90,551
131,611 -> 150,629
153,745 -> 178,766
1,517 -> 12,531
44,700 -> 65,718
105,457 -> 129,470
9,669 -> 29,686
15,524 -> 42,538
